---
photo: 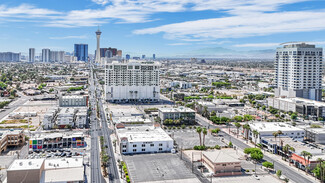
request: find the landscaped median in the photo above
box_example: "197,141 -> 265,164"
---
120,161 -> 130,183
99,136 -> 109,177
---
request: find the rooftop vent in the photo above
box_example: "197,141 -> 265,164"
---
19,162 -> 23,166
28,161 -> 32,165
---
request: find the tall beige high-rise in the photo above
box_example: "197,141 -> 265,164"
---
95,27 -> 102,64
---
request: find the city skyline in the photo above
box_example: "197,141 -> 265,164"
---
1,0 -> 325,57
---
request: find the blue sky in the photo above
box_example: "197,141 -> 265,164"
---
0,0 -> 325,57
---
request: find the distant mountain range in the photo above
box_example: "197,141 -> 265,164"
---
175,47 -> 276,59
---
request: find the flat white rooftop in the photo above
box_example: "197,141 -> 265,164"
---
159,107 -> 195,113
250,122 -> 304,133
8,159 -> 44,171
117,126 -> 173,143
45,157 -> 83,169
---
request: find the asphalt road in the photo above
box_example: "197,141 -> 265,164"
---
196,114 -> 315,183
93,71 -> 120,183
90,68 -> 105,183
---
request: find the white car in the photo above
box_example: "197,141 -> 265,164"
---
252,175 -> 260,180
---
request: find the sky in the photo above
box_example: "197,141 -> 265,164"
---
0,0 -> 325,57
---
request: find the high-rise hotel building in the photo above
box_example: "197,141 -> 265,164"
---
105,60 -> 160,103
275,43 -> 323,101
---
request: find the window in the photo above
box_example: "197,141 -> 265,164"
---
122,145 -> 127,148
159,148 -> 163,151
142,144 -> 145,147
150,144 -> 154,147
133,149 -> 137,152
133,144 -> 137,147
159,143 -> 163,146
222,164 -> 227,166
122,150 -> 126,152
142,149 -> 145,152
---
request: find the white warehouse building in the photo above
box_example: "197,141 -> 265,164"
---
116,126 -> 173,154
249,122 -> 305,144
105,60 -> 160,103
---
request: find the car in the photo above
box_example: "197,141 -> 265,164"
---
58,149 -> 64,152
47,150 -> 51,153
60,152 -> 66,157
51,149 -> 57,152
252,175 -> 260,180
46,154 -> 51,158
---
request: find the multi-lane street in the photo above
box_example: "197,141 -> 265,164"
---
196,115 -> 315,183
93,71 -> 120,183
90,68 -> 105,183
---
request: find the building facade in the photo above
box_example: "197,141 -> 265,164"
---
59,95 -> 88,107
116,126 -> 173,154
158,107 -> 196,125
105,60 -> 160,103
29,48 -> 35,62
74,44 -> 88,62
274,43 -> 323,101
42,49 -> 50,62
0,52 -> 20,62
0,129 -> 25,153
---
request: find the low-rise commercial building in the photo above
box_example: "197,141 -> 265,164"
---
158,107 -> 195,125
305,127 -> 325,145
249,122 -> 305,144
267,97 -> 325,119
57,108 -> 75,128
29,132 -> 85,150
116,126 -> 173,154
7,158 -> 84,183
0,129 -> 25,153
43,108 -> 59,130
202,149 -> 241,176
59,95 -> 88,107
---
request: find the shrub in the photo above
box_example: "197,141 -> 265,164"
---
193,145 -> 207,150
276,170 -> 282,178
215,145 -> 221,149
245,169 -> 250,172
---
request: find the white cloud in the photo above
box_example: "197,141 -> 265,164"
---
0,0 -> 311,27
92,0 -> 109,5
134,10 -> 325,41
49,35 -> 88,40
234,43 -> 280,48
168,43 -> 191,46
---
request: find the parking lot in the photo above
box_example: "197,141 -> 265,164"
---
167,128 -> 227,149
123,153 -> 200,183
27,148 -> 86,159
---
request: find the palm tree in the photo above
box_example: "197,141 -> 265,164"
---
202,106 -> 209,118
283,144 -> 290,161
242,124 -> 250,143
272,132 -> 278,153
196,127 -> 202,146
202,128 -> 207,146
317,158 -> 323,182
253,130 -> 259,147
301,151 -> 312,173
234,122 -> 241,138
277,130 -> 283,149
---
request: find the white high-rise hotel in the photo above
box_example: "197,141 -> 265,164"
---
105,60 -> 160,103
275,42 -> 323,101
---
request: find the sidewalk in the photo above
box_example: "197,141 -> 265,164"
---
110,133 -> 126,183
221,127 -> 318,183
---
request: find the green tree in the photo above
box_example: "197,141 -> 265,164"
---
252,130 -> 259,147
242,124 -> 250,143
291,113 -> 298,121
196,127 -> 202,146
262,161 -> 274,169
202,128 -> 207,146
233,116 -> 243,122
244,148 -> 263,175
234,122 -> 241,138
301,151 -> 312,173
